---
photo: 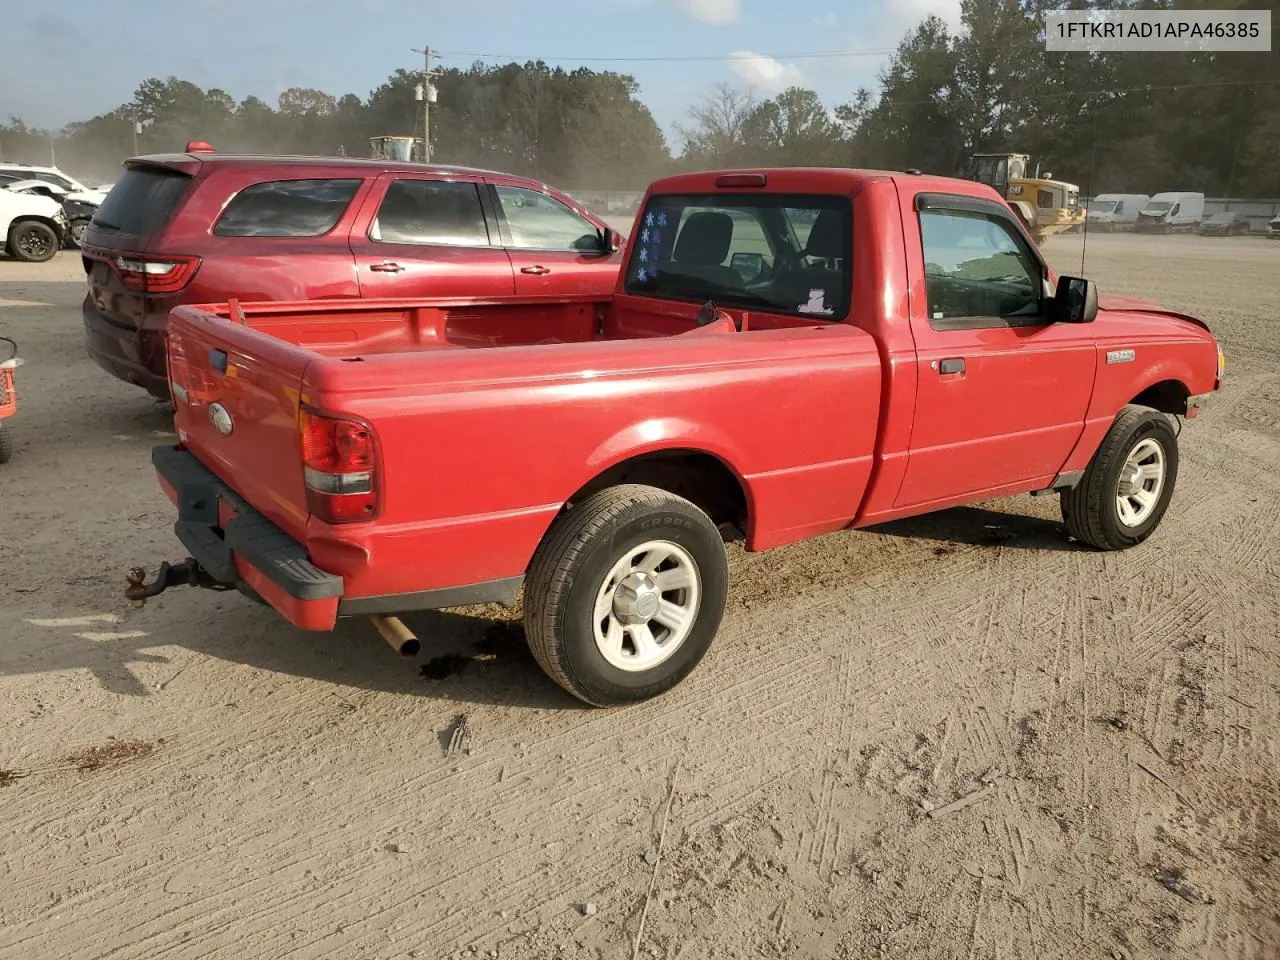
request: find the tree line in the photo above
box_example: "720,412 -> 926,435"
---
2,0 -> 1277,197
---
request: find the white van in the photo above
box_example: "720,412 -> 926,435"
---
1135,192 -> 1205,234
1085,193 -> 1149,231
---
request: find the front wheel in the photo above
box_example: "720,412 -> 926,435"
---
1061,405 -> 1179,550
69,218 -> 91,248
8,221 -> 59,263
523,484 -> 729,706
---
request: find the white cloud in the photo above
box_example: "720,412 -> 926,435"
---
728,52 -> 806,94
814,0 -> 962,84
671,0 -> 741,25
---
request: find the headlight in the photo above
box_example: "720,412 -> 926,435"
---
1218,345 -> 1226,379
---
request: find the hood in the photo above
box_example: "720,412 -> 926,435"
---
1098,293 -> 1210,332
0,192 -> 64,218
66,190 -> 104,206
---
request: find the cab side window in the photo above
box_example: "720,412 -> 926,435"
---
919,208 -> 1043,328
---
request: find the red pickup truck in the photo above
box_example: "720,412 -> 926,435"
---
126,167 -> 1224,707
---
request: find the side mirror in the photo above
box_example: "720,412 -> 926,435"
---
730,252 -> 765,281
598,227 -> 622,254
1052,275 -> 1098,323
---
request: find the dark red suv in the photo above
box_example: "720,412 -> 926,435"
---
80,151 -> 626,398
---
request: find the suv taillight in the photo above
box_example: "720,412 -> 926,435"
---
112,254 -> 201,293
299,407 -> 379,523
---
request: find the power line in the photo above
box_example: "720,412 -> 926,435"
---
436,48 -> 897,64
873,76 -> 1280,109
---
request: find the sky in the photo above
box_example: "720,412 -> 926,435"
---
0,0 -> 963,150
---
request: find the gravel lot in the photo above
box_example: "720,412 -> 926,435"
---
1,233 -> 1277,960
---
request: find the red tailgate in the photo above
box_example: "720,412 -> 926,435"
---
166,304 -> 314,541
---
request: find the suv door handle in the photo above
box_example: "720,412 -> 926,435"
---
370,261 -> 404,273
520,265 -> 550,275
939,357 -> 965,375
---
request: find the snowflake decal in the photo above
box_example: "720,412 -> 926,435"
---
656,212 -> 668,227
641,228 -> 650,243
637,267 -> 648,282
645,212 -> 655,227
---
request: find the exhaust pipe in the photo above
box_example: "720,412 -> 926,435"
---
370,614 -> 421,657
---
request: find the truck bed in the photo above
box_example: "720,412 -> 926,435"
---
181,293 -> 825,358
163,292 -> 885,614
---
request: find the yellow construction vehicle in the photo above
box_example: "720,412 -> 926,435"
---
969,152 -> 1086,245
369,135 -> 424,163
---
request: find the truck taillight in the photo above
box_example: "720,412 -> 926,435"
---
299,408 -> 379,523
112,254 -> 201,293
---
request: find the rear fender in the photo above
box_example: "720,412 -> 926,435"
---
580,418 -> 756,528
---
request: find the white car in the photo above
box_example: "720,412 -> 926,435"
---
1268,215 -> 1280,239
0,163 -> 110,206
0,189 -> 68,262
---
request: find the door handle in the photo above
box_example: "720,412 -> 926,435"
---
939,357 -> 965,375
370,261 -> 404,273
520,265 -> 550,275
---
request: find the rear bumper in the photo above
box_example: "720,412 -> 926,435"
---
82,296 -> 170,398
146,446 -> 526,630
153,445 -> 344,630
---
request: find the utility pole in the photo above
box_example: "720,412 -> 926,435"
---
412,45 -> 441,163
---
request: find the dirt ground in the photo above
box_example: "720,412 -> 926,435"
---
0,233 -> 1277,960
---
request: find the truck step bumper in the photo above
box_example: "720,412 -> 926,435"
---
138,445 -> 344,630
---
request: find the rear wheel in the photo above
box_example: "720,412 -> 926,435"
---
0,423 -> 12,464
8,221 -> 58,263
523,484 -> 729,706
1061,405 -> 1179,551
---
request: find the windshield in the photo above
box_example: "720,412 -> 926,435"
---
623,192 -> 852,320
1144,201 -> 1172,213
1089,200 -> 1117,214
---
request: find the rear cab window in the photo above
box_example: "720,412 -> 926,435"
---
90,168 -> 192,239
623,192 -> 852,320
213,179 -> 361,237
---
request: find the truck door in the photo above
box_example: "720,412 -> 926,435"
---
894,191 -> 1095,509
485,182 -> 622,297
348,173 -> 515,297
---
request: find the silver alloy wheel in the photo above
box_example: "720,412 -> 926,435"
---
592,539 -> 701,672
16,226 -> 53,260
1116,436 -> 1166,527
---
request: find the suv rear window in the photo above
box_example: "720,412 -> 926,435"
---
91,168 -> 192,238
213,179 -> 361,237
623,193 -> 853,320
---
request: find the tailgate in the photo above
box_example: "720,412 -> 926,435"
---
166,304 -> 314,541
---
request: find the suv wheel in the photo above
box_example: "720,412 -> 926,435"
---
8,221 -> 58,263
69,218 -> 91,248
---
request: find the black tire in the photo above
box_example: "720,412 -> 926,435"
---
523,484 -> 729,706
8,221 -> 58,263
69,218 -> 91,248
0,423 -> 11,464
1061,405 -> 1179,551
